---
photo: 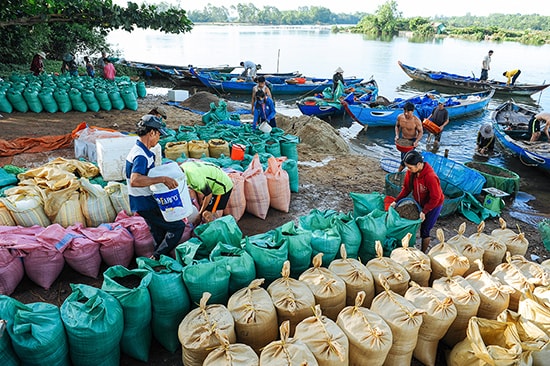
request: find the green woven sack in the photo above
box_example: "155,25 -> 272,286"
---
23,88 -> 43,113
136,81 -> 147,97
538,219 -> 550,251
53,89 -> 72,113
94,88 -> 112,111
350,191 -> 385,218
120,87 -> 138,110
280,134 -> 300,161
136,256 -> 190,353
68,88 -> 87,112
60,284 -> 123,366
385,206 -> 422,247
6,88 -> 28,113
183,260 -> 231,305
0,318 -> 19,365
356,209 -> 388,262
210,242 -> 257,294
101,266 -> 153,362
193,215 -> 243,259
273,221 -> 312,278
108,89 -> 125,110
81,89 -> 100,112
0,296 -> 70,366
332,211 -> 362,259
264,138 -> 282,157
38,89 -> 58,113
282,158 -> 299,193
244,234 -> 288,285
0,90 -> 13,113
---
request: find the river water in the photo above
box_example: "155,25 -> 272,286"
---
107,24 -> 550,223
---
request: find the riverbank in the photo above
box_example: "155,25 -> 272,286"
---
3,82 -> 549,365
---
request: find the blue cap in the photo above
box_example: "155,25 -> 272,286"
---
438,97 -> 447,104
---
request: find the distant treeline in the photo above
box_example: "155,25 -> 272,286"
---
187,2 -> 550,45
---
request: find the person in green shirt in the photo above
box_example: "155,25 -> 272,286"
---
180,161 -> 233,222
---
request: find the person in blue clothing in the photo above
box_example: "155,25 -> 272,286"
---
252,89 -> 277,129
126,115 -> 185,260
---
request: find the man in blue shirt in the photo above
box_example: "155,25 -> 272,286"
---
252,90 -> 277,129
126,115 -> 186,259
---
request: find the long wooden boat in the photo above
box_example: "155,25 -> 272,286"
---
295,79 -> 378,118
492,101 -> 550,173
398,61 -> 550,96
193,70 -> 364,95
343,89 -> 495,127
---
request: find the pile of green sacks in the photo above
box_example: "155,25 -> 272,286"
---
0,72 -> 146,113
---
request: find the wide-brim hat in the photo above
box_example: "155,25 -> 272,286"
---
62,53 -> 74,62
139,115 -> 168,136
335,67 -> 344,73
37,52 -> 46,59
480,123 -> 494,138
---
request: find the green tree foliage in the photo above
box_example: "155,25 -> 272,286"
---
0,0 -> 193,64
352,0 -> 402,37
187,5 -> 231,23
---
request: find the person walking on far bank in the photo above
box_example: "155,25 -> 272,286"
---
395,102 -> 423,172
126,115 -> 185,260
392,150 -> 444,253
480,50 -> 493,81
502,69 -> 521,86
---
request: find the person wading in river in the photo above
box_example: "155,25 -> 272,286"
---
395,102 -> 423,172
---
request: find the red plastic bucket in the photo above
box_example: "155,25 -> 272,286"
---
230,143 -> 246,160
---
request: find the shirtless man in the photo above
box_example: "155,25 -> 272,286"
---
395,102 -> 423,172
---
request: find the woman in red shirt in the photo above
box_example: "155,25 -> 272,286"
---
394,150 -> 444,252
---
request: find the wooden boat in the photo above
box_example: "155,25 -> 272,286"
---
343,89 -> 494,127
492,101 -> 550,173
193,70 -> 364,95
295,79 -> 378,118
398,61 -> 550,96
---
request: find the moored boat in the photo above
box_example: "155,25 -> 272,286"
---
398,61 -> 550,96
193,70 -> 364,95
492,101 -> 550,174
295,79 -> 378,118
343,89 -> 494,127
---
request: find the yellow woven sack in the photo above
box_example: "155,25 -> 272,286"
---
203,336 -> 259,366
260,321 -> 319,366
390,233 -> 432,287
370,277 -> 424,366
227,278 -> 278,354
366,240 -> 410,296
294,305 -> 349,366
336,291 -> 393,366
469,221 -> 506,273
329,244 -> 375,307
187,140 -> 209,159
79,178 -> 116,227
432,267 -> 481,348
267,261 -> 315,337
493,252 -> 536,312
165,141 -> 189,161
104,182 -> 131,215
405,282 -> 458,366
448,317 -> 527,366
1,192 -> 51,227
465,259 -> 513,320
428,229 -> 470,283
0,201 -> 15,226
299,253 -> 346,321
208,139 -> 230,158
491,217 -> 528,257
52,191 -> 86,227
446,222 -> 473,251
178,293 -> 236,366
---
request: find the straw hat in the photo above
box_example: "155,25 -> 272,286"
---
480,123 -> 494,138
37,52 -> 46,59
334,67 -> 344,73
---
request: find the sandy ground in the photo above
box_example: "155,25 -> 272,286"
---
2,85 -> 549,365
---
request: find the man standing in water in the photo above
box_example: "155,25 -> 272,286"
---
395,102 -> 423,172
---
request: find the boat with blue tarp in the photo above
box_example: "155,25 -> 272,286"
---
193,70 -> 364,95
398,61 -> 550,96
343,89 -> 494,127
295,79 -> 378,118
492,100 -> 550,174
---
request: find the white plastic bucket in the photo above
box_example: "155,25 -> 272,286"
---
259,121 -> 272,134
148,162 -> 193,222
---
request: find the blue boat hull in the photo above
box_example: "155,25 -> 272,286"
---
344,89 -> 494,127
195,72 -> 363,95
296,103 -> 344,117
492,101 -> 550,174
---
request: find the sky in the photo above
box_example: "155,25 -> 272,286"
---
129,0 -> 550,17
